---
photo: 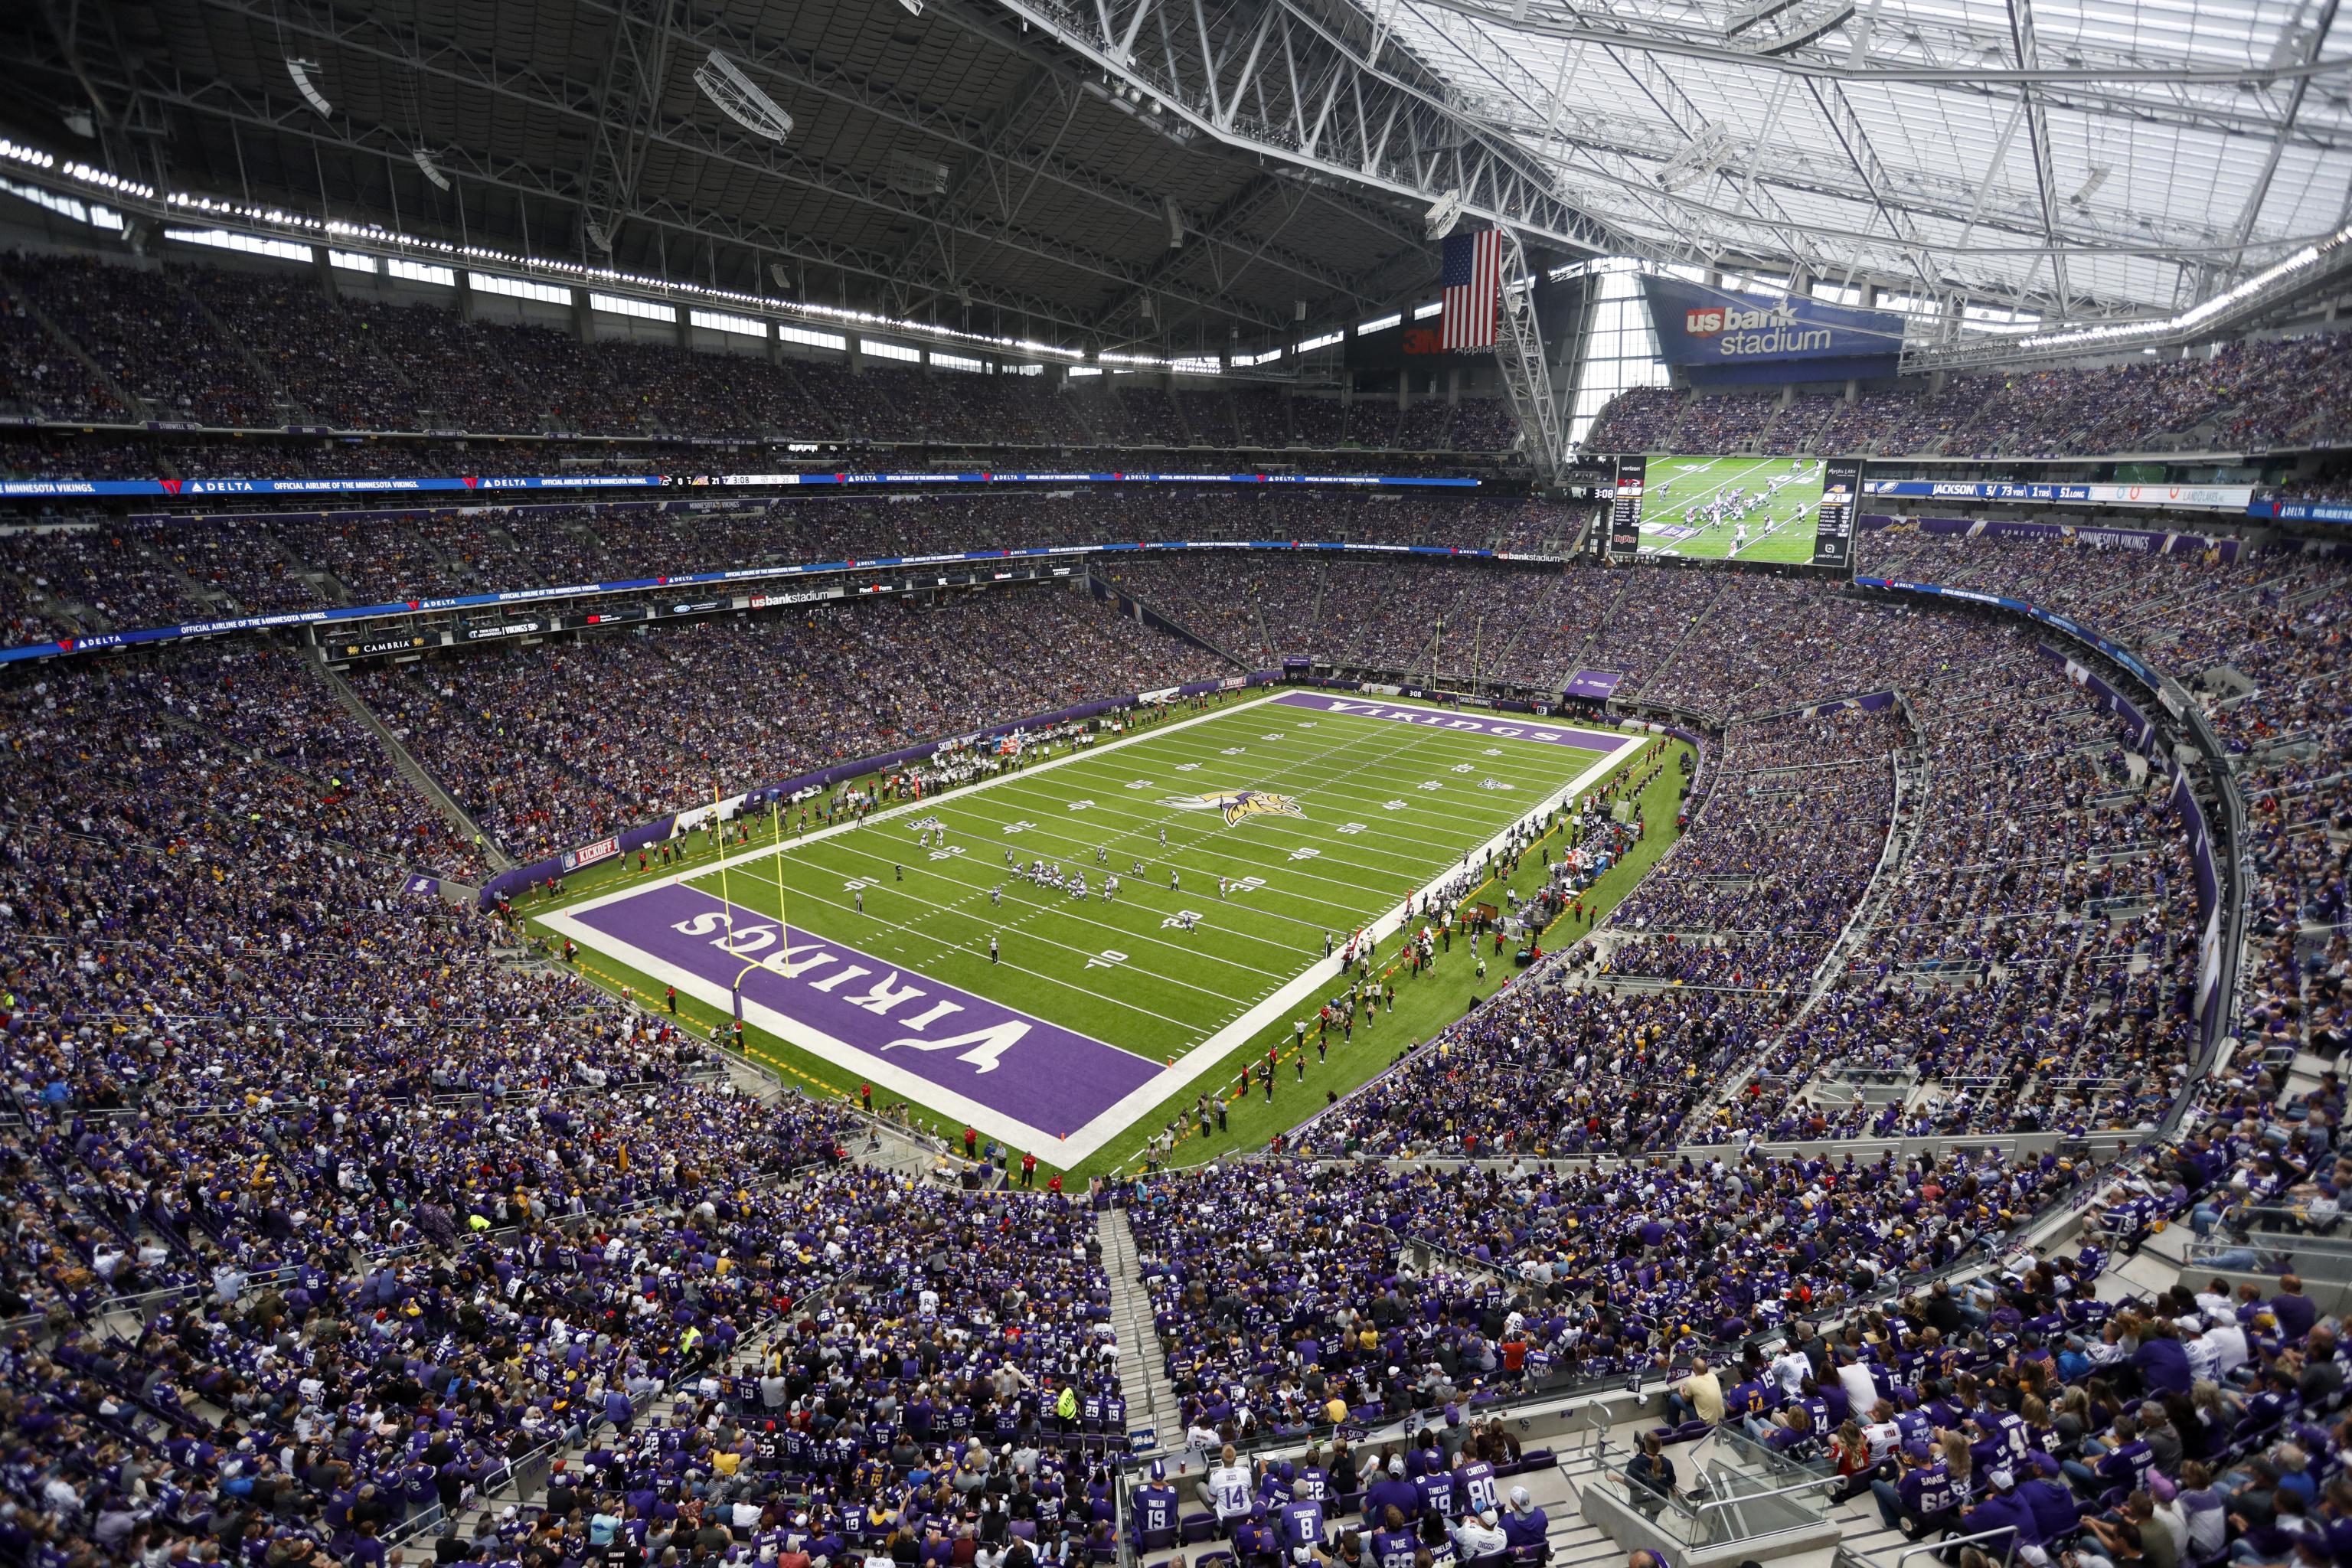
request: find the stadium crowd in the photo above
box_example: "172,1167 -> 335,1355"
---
1580,333 -> 2352,456
0,254 -> 1519,456
0,497 -> 2345,1568
0,492 -> 1562,637
347,589 -> 1226,859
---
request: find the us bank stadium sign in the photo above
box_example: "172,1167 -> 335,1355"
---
1639,276 -> 1902,387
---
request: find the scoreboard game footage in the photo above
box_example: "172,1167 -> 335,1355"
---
1607,454 -> 1860,570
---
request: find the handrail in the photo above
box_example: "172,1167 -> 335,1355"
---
1688,1470 -> 1846,1514
1892,1525 -> 2017,1568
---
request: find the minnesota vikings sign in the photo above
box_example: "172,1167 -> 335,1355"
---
1161,789 -> 1306,826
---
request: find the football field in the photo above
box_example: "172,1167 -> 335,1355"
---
1638,455 -> 1824,562
541,691 -> 1644,1165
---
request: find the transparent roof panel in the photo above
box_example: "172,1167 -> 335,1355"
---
1375,0 -> 2352,316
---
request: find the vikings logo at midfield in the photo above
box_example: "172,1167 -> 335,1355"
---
1161,789 -> 1306,826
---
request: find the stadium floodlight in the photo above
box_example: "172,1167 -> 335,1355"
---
286,58 -> 332,119
411,149 -> 451,191
1720,0 -> 1855,54
1424,188 -> 1465,240
1657,125 -> 1733,193
882,150 -> 949,196
694,51 -> 793,143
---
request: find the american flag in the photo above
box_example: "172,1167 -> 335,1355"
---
1440,227 -> 1501,351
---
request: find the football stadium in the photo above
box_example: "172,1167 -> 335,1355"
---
0,0 -> 2347,1562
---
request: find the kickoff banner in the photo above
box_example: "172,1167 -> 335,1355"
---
0,469 -> 1483,499
1865,479 -> 2253,512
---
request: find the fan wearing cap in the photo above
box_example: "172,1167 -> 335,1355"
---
1871,1441 -> 1958,1540
1233,1500 -> 1281,1563
1366,1454 -> 1419,1524
1412,1453 -> 1457,1522
2017,1453 -> 2082,1545
1135,1460 -> 1181,1548
1959,1466 -> 2048,1566
1445,1505 -> 1507,1561
1498,1488 -> 1548,1553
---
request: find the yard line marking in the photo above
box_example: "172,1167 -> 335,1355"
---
1045,726 -> 1649,1164
717,864 -> 1247,1029
540,691 -> 1653,1162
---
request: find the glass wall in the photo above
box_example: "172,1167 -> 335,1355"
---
1563,260 -> 1669,452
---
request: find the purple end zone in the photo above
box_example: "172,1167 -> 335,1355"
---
571,881 -> 1161,1138
1563,669 -> 1628,701
1270,690 -> 1626,752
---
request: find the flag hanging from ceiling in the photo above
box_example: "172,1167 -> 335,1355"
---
1440,228 -> 1501,351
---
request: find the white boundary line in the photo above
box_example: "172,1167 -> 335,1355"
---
544,691 -> 1290,921
539,691 -> 1651,1165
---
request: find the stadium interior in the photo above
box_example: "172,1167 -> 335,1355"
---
0,3 -> 2350,1568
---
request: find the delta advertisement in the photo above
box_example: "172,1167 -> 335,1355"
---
0,468 -> 1484,500
1639,277 -> 1903,387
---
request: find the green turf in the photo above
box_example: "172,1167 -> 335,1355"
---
527,713 -> 1695,1179
681,697 -> 1612,1055
1638,455 -> 1825,563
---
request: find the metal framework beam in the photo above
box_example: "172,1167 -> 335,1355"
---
126,69 -> 1110,338
1374,0 -> 2352,87
575,0 -> 684,257
2227,0 -> 2347,282
1491,230 -> 1566,486
181,0 -> 1299,334
573,0 -> 1390,319
978,0 -> 1623,254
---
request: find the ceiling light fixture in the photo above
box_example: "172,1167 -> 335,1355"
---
694,51 -> 792,142
286,58 -> 332,119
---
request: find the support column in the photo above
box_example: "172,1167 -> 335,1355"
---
311,243 -> 338,302
673,305 -> 691,351
1447,366 -> 1461,407
454,269 -> 477,322
766,318 -> 783,365
571,286 -> 593,345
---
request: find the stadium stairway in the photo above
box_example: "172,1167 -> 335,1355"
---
1539,1421 -> 1851,1568
1096,1207 -> 1188,1458
313,655 -> 514,872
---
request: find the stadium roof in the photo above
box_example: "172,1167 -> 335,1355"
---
1370,0 -> 2352,320
6,0 -> 2347,355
